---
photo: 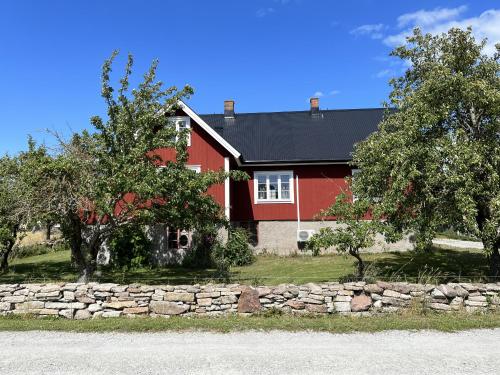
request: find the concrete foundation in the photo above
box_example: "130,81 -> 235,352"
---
147,221 -> 414,264
250,221 -> 414,255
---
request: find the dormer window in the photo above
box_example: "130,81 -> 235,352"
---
171,116 -> 191,146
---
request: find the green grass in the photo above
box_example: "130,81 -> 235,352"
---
0,246 -> 489,285
1,312 -> 499,333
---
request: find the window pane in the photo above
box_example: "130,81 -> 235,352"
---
269,175 -> 278,199
281,187 -> 290,199
280,174 -> 290,200
258,183 -> 267,199
178,120 -> 187,129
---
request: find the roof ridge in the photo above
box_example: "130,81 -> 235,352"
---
200,107 -> 388,116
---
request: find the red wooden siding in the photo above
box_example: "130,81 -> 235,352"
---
231,165 -> 352,221
152,110 -> 229,208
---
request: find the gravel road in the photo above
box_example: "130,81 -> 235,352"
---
1,329 -> 499,374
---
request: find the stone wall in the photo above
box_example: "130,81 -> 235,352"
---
0,281 -> 499,319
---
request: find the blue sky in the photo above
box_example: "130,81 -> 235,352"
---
1,0 -> 499,154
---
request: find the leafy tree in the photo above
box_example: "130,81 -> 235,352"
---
0,155 -> 23,272
352,28 -> 500,276
24,52 -> 246,282
307,192 -> 390,278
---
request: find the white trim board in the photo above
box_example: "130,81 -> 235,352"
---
177,100 -> 241,162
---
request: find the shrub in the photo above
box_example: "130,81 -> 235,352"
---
212,227 -> 255,267
13,242 -> 67,259
181,230 -> 217,269
108,225 -> 151,269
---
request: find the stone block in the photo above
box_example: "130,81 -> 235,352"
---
39,309 -> 59,315
437,284 -> 457,298
429,303 -> 451,311
306,304 -> 327,313
351,294 -> 372,312
0,302 -> 11,311
383,290 -> 401,299
15,301 -> 45,310
197,298 -> 212,307
44,302 -> 86,310
196,292 -> 220,299
59,309 -> 74,319
164,292 -> 195,302
102,311 -> 122,318
364,284 -> 383,294
334,302 -> 351,313
123,307 -> 149,315
284,300 -> 305,310
102,301 -> 137,310
150,301 -> 189,315
334,295 -> 352,302
63,291 -> 75,301
237,287 -> 261,313
2,295 -> 26,303
74,309 -> 92,320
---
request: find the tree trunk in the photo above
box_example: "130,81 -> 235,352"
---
46,222 -> 53,241
489,246 -> 500,280
0,249 -> 10,273
62,213 -> 91,283
349,248 -> 365,279
0,226 -> 18,273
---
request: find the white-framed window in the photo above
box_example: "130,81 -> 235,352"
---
170,116 -> 191,146
157,164 -> 201,173
254,171 -> 294,204
187,165 -> 201,173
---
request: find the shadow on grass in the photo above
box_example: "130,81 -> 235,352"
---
0,257 -> 77,284
0,251 -> 221,285
0,247 -> 491,285
364,248 -> 489,283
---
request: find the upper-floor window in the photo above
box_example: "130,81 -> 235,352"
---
187,165 -> 201,173
171,116 -> 191,146
254,171 -> 294,204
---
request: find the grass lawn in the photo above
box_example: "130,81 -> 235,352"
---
0,246 -> 489,285
0,311 -> 499,333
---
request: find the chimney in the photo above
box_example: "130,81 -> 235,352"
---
224,100 -> 235,118
310,97 -> 319,116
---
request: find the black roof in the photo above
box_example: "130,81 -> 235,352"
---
200,108 -> 387,164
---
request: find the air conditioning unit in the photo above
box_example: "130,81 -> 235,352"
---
297,229 -> 315,242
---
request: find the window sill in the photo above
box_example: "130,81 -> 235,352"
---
255,200 -> 294,205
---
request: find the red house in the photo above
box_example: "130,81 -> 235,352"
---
152,97 -> 410,260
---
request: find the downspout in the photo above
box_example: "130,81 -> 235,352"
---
224,157 -> 230,220
296,174 -> 301,231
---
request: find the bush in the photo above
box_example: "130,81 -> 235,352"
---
212,227 -> 255,268
181,230 -> 217,269
108,225 -> 151,269
13,242 -> 67,259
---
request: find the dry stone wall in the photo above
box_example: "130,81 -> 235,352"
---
1,281 -> 499,319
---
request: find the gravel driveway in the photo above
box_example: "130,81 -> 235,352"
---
1,329 -> 499,374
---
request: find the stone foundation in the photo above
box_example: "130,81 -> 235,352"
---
1,281 -> 498,319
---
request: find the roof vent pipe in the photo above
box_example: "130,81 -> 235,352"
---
224,100 -> 235,118
310,97 -> 319,116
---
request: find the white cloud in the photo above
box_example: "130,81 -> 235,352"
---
256,7 -> 275,18
329,90 -> 340,95
396,5 -> 467,28
313,91 -> 324,97
384,7 -> 500,56
375,69 -> 393,78
350,23 -> 387,39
